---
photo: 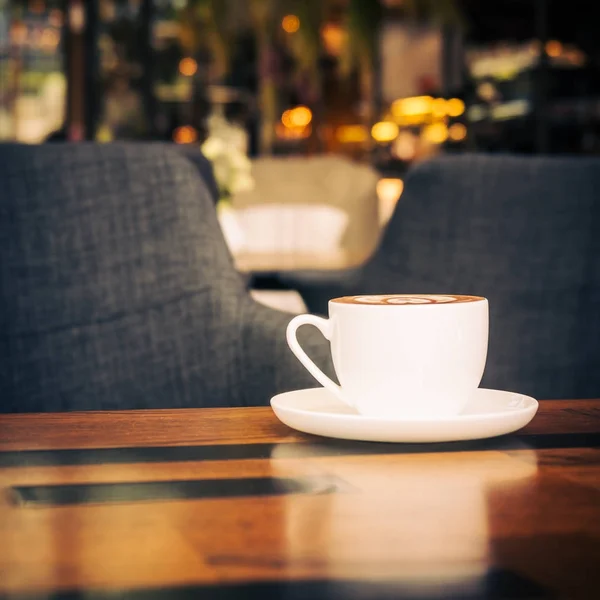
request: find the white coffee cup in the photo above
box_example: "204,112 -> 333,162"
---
286,294 -> 489,419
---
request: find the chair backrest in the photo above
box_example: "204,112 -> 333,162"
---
232,154 -> 381,267
175,143 -> 220,202
361,154 -> 600,399
0,143 -> 330,412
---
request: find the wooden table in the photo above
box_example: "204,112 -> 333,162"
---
1,399 -> 599,599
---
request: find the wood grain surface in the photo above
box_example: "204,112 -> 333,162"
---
0,399 -> 599,599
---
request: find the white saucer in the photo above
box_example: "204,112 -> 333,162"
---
270,388 -> 538,443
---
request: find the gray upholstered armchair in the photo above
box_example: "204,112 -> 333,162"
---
292,154 -> 600,400
0,143 -> 331,412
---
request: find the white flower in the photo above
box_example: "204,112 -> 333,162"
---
229,170 -> 255,194
201,136 -> 226,160
202,110 -> 254,199
228,150 -> 252,171
211,155 -> 231,189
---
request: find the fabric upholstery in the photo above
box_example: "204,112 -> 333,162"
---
0,143 -> 331,412
292,154 -> 600,400
175,143 -> 220,202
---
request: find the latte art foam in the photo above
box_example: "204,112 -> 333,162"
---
332,294 -> 484,306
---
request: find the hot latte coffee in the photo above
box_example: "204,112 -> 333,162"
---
332,294 -> 484,306
287,293 -> 489,418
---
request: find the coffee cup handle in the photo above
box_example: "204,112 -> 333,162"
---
286,314 -> 349,406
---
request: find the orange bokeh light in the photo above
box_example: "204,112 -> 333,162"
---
371,121 -> 399,143
321,23 -> 345,56
336,125 -> 368,143
545,40 -> 562,57
423,122 -> 449,144
40,28 -> 60,52
282,106 -> 312,128
276,122 -> 311,140
448,123 -> 467,142
282,15 -> 300,34
179,57 -> 198,77
173,126 -> 198,144
446,98 -> 465,117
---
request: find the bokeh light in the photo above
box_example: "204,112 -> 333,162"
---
393,131 -> 417,161
336,125 -> 369,143
431,98 -> 447,118
446,98 -> 465,117
545,40 -> 562,57
40,28 -> 60,52
283,106 -> 312,127
179,57 -> 198,77
276,123 -> 311,140
321,23 -> 345,55
371,121 -> 399,143
448,123 -> 467,142
423,122 -> 449,144
173,126 -> 198,144
282,15 -> 300,34
391,96 -> 433,118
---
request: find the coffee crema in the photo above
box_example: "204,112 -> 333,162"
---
332,294 -> 485,306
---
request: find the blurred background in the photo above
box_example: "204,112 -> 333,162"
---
3,0 -> 600,153
2,0 -> 600,307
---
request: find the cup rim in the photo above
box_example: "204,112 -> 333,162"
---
329,294 -> 487,306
